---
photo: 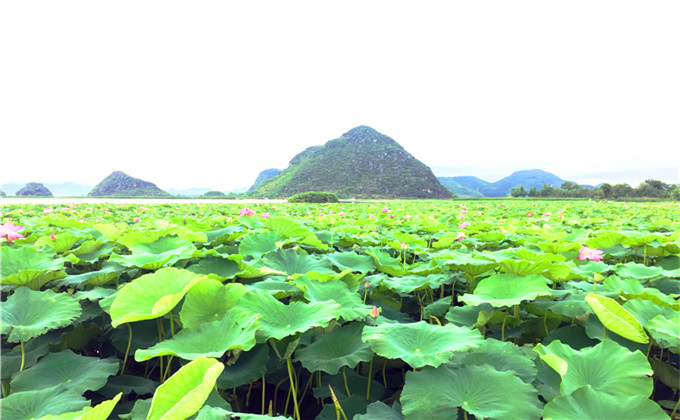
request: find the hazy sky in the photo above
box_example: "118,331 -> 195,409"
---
2,1 -> 678,192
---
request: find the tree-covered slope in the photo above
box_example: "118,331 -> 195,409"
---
88,171 -> 170,197
248,168 -> 282,192
16,182 -> 53,197
444,170 -> 568,197
251,126 -> 452,199
436,178 -> 485,198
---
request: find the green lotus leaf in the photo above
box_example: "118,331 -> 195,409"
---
325,252 -> 376,274
227,254 -> 287,278
1,287 -> 82,343
361,321 -> 483,368
366,249 -> 406,277
646,314 -> 680,353
97,375 -> 158,398
542,385 -> 668,420
0,385 -> 88,420
68,239 -> 114,262
447,338 -> 537,383
1,246 -> 65,289
11,349 -> 118,394
570,261 -> 610,279
260,248 -> 335,276
216,344 -> 270,389
35,232 -> 80,254
263,216 -> 326,249
435,251 -> 498,279
623,298 -> 678,326
294,322 -> 373,374
1,331 -> 61,380
533,339 -> 653,397
238,231 -> 284,257
586,232 -> 630,249
109,236 -> 198,269
204,225 -> 244,246
179,277 -> 249,330
173,226 -> 208,243
459,273 -> 552,308
381,274 -> 448,294
109,267 -> 202,328
585,293 -> 648,343
499,258 -> 554,276
135,309 -> 260,361
295,276 -> 372,321
238,290 -> 341,340
195,406 -> 290,420
117,229 -> 167,248
35,392 -> 122,420
187,256 -> 240,280
401,364 -> 542,420
57,262 -> 122,288
94,223 -> 125,241
615,261 -> 664,280
146,357 -> 224,420
354,401 -> 404,420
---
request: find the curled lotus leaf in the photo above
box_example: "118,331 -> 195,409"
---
459,273 -> 552,308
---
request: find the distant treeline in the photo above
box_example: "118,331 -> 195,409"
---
510,179 -> 680,200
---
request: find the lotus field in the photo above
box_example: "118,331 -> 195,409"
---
1,200 -> 680,419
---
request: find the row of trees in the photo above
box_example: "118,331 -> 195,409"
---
510,179 -> 680,200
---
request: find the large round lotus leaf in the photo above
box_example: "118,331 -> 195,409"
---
380,274 -> 442,294
354,401 -> 404,420
366,249 -> 406,277
57,262 -> 122,288
216,344 -> 270,389
570,261 -> 610,279
187,256 -> 240,280
109,267 -> 202,328
35,232 -> 79,254
533,339 -> 653,397
135,309 -> 260,361
401,364 -> 542,420
459,273 -> 552,308
1,246 -> 65,289
1,287 -> 81,343
325,252 -> 376,274
97,375 -> 157,399
179,277 -> 249,330
499,258 -> 554,276
35,392 -> 122,420
623,298 -> 678,326
542,385 -> 668,420
361,321 -> 483,369
295,276 -> 372,321
615,261 -> 664,280
238,290 -> 342,340
263,217 -> 325,249
110,236 -> 198,269
585,293 -> 648,344
294,322 -> 373,374
260,248 -> 335,276
646,314 -> 680,353
447,338 -> 537,383
0,385 -> 88,420
434,250 -> 498,278
147,357 -> 224,420
238,231 -> 284,257
1,332 -> 58,380
11,350 -> 118,394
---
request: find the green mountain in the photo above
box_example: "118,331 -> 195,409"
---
439,169 -> 568,197
248,168 -> 282,192
250,126 -> 452,199
88,171 -> 170,197
437,178 -> 485,198
2,182 -> 92,196
16,182 -> 53,197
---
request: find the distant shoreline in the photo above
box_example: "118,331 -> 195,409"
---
0,197 -> 288,205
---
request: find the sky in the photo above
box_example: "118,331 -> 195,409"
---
2,1 -> 679,192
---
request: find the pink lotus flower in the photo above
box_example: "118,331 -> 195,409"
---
459,222 -> 470,229
133,217 -> 140,223
400,241 -> 408,250
389,215 -> 394,219
456,232 -> 466,242
370,305 -> 380,319
578,246 -> 604,262
381,207 -> 389,213
50,232 -> 56,241
543,212 -> 551,217
239,208 -> 255,217
0,221 -> 25,242
338,211 -> 345,217
526,212 -> 534,217
262,212 -> 271,218
43,208 -> 53,215
403,215 -> 411,220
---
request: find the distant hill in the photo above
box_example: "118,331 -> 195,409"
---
167,187 -> 212,197
248,168 -> 282,192
16,182 -> 53,197
88,171 -> 170,197
2,182 -> 92,196
439,169 -> 568,197
250,126 -> 452,199
436,178 -> 485,198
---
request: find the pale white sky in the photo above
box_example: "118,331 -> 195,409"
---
2,1 -> 678,192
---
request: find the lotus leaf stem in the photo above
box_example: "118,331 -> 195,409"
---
286,357 -> 301,420
161,355 -> 174,382
366,356 -> 374,399
245,381 -> 254,409
382,360 -> 388,388
463,409 -> 469,420
645,341 -> 653,358
121,323 -> 132,375
342,366 -> 351,397
328,385 -> 348,420
670,397 -> 679,418
272,376 -> 288,414
19,341 -> 25,372
501,313 -> 507,342
262,375 -> 266,415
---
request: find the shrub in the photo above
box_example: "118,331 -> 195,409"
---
288,191 -> 339,203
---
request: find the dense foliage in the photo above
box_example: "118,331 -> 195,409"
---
248,169 -> 283,193
1,199 -> 679,419
250,126 -> 452,199
287,191 -> 340,203
511,179 -> 680,200
440,169 -> 567,197
88,171 -> 170,197
15,183 -> 53,197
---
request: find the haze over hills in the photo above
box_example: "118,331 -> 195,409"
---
439,169 -> 571,197
1,182 -> 93,196
249,126 -> 452,199
88,171 -> 170,197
